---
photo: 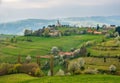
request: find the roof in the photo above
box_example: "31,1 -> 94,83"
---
59,52 -> 74,56
94,31 -> 102,34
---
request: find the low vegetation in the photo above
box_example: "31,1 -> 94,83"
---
0,74 -> 120,83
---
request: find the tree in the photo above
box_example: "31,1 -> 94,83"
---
115,26 -> 120,35
24,29 -> 32,36
78,58 -> 85,67
42,28 -> 50,37
68,62 -> 79,74
114,32 -> 119,37
109,64 -> 116,74
80,45 -> 87,56
51,46 -> 59,56
97,24 -> 100,31
56,69 -> 65,76
26,55 -> 32,63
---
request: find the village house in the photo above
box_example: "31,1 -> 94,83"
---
58,52 -> 74,58
49,30 -> 61,37
87,29 -> 93,34
93,30 -> 102,35
110,25 -> 116,29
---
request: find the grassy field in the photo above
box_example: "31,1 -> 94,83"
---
0,34 -> 103,63
0,74 -> 120,83
72,57 -> 120,72
88,39 -> 120,56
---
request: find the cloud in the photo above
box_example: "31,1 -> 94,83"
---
0,0 -> 120,22
1,0 -> 120,9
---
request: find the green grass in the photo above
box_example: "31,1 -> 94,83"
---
88,39 -> 120,56
0,34 -> 103,63
0,74 -> 120,83
72,57 -> 120,71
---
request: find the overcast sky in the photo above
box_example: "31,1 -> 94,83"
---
0,0 -> 120,23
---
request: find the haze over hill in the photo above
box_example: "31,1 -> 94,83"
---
0,16 -> 120,35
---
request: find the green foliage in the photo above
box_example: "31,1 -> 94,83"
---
84,69 -> 98,74
8,64 -> 22,74
74,70 -> 82,75
115,26 -> 120,35
0,63 -> 12,75
34,68 -> 44,77
51,46 -> 59,56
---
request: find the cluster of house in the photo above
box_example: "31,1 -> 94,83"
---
86,25 -> 116,35
58,52 -> 74,58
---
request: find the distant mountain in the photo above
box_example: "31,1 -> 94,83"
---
0,16 -> 120,35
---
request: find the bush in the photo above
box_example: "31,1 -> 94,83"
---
68,62 -> 79,74
56,69 -> 65,76
97,69 -> 109,74
20,63 -> 39,74
51,46 -> 59,56
105,33 -> 111,38
85,41 -> 94,47
84,69 -> 98,74
74,70 -> 82,75
34,68 -> 44,77
77,58 -> 85,71
109,65 -> 116,74
8,64 -> 21,74
26,55 -> 32,63
0,63 -> 13,76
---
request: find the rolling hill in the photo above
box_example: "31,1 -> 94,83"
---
0,16 -> 120,35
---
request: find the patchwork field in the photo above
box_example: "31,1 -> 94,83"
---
0,34 -> 103,63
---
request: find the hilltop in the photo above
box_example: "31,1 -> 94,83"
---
0,16 -> 120,35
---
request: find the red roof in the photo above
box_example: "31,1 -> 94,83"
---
59,52 -> 74,56
87,29 -> 93,33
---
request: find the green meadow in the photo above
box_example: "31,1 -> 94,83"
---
0,34 -> 103,63
0,74 -> 120,83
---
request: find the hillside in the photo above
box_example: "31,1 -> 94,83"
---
0,74 -> 120,83
0,34 -> 103,63
0,16 -> 120,35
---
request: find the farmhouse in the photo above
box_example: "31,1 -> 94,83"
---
87,29 -> 93,34
110,25 -> 116,29
59,52 -> 74,58
93,31 -> 102,35
49,30 -> 61,37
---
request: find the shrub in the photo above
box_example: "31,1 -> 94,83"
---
85,41 -> 94,47
68,62 -> 79,74
26,55 -> 32,63
0,63 -> 13,75
87,52 -> 91,57
51,46 -> 59,56
109,65 -> 116,74
105,33 -> 110,38
97,69 -> 109,74
19,63 -> 39,74
114,32 -> 119,37
56,69 -> 65,76
73,49 -> 80,56
8,64 -> 21,74
77,58 -> 85,71
65,72 -> 71,75
84,69 -> 98,74
115,40 -> 120,47
74,70 -> 82,75
34,68 -> 44,77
